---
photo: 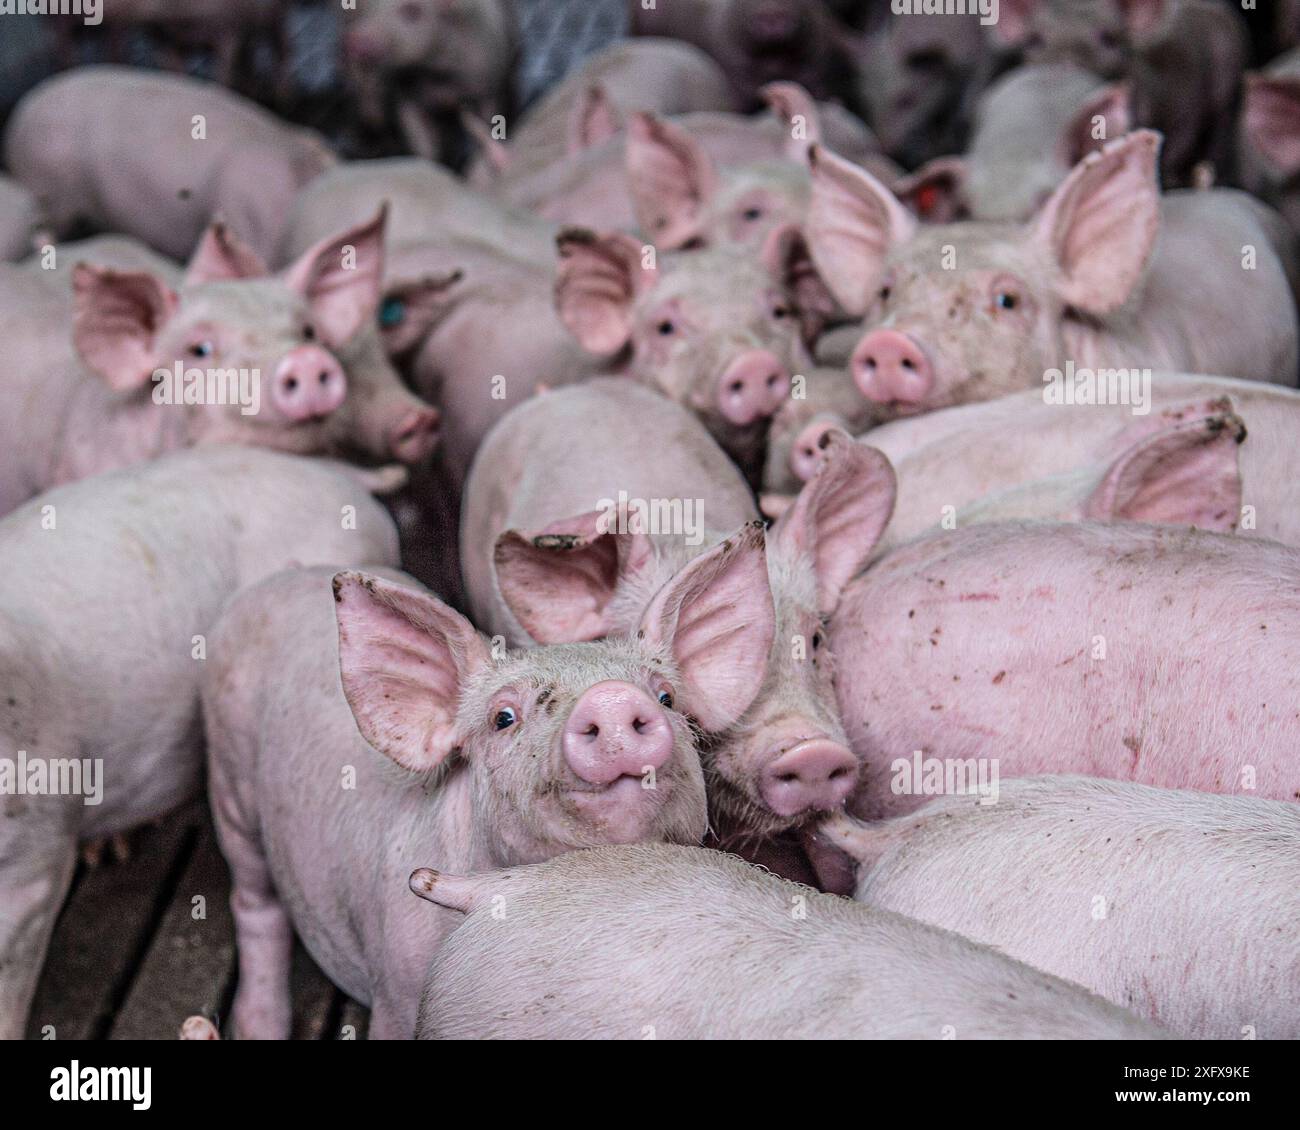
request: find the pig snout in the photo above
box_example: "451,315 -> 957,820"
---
717,350 -> 791,426
271,347 -> 348,423
759,738 -> 858,818
851,329 -> 932,408
562,681 -> 674,786
789,419 -> 838,482
387,405 -> 440,464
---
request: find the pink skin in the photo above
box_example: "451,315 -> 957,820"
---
0,449 -> 400,1041
205,536 -> 772,1039
1240,55 -> 1300,252
993,0 -> 1246,186
806,133 -> 1299,422
406,845 -> 1162,1039
3,66 -> 335,263
463,380 -> 893,864
554,224 -> 837,479
830,519 -> 1300,823
822,777 -> 1300,1039
269,346 -> 347,422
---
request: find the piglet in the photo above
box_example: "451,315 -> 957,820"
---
204,534 -> 773,1038
820,777 -> 1300,1039
409,844 -> 1162,1039
0,447 -> 401,1040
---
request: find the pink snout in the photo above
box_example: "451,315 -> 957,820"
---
387,405 -> 440,464
717,349 -> 791,426
789,419 -> 839,483
759,738 -> 858,818
562,681 -> 674,786
851,329 -> 933,407
271,346 -> 347,423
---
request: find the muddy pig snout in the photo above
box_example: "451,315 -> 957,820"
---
562,681 -> 674,785
789,419 -> 841,482
271,346 -> 347,423
759,738 -> 858,818
852,329 -> 933,407
387,405 -> 441,464
717,349 -> 791,426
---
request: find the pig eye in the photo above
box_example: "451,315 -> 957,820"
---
657,689 -> 674,709
879,285 -> 891,304
189,341 -> 214,359
379,297 -> 406,328
993,291 -> 1019,312
656,319 -> 677,336
493,707 -> 517,731
811,631 -> 822,651
771,304 -> 790,320
742,207 -> 764,222
302,324 -> 317,342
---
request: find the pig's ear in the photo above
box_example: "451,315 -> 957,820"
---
569,84 -> 622,153
284,205 -> 387,348
71,264 -> 179,392
377,269 -> 464,356
1033,129 -> 1161,316
761,82 -> 821,160
760,223 -> 839,343
893,156 -> 969,223
409,867 -> 495,914
625,112 -> 718,250
184,219 -> 270,286
494,510 -> 653,644
1243,75 -> 1300,176
771,433 -> 896,614
638,522 -> 775,732
555,228 -> 657,355
1062,82 -> 1131,168
806,145 -> 916,317
989,0 -> 1039,45
333,571 -> 491,773
1083,408 -> 1246,531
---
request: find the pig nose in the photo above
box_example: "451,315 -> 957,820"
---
272,346 -> 347,423
562,681 -> 674,786
387,405 -> 440,464
716,350 -> 790,426
789,419 -> 839,483
759,738 -> 858,818
852,329 -> 932,406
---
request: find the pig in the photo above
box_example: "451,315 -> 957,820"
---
628,0 -> 859,109
1240,50 -> 1300,253
992,0 -> 1247,185
464,389 -> 894,860
821,777 -> 1300,1039
3,66 -> 337,263
554,225 -> 839,478
0,211 -> 438,517
625,86 -> 900,251
0,176 -> 45,262
203,538 -> 774,1038
341,0 -> 518,160
805,132 -> 1299,422
772,375 -> 1300,551
829,519 -> 1300,821
895,62 -> 1133,223
0,446 -> 401,1041
762,365 -> 880,496
847,7 -> 996,167
409,844 -> 1163,1039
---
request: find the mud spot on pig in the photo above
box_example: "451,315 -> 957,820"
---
178,188 -> 192,201
533,534 -> 583,550
1122,735 -> 1141,769
992,671 -> 1006,685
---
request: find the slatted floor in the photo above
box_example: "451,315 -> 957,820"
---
26,801 -> 369,1041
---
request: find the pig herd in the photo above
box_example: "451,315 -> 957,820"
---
0,0 -> 1298,1043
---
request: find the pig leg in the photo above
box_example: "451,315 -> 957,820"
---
0,795 -> 77,1040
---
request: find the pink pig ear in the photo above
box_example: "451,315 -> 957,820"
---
988,0 -> 1039,45
771,432 -> 896,614
1084,407 -> 1246,531
284,205 -> 387,348
806,145 -> 916,318
761,82 -> 822,160
760,223 -> 839,343
1243,75 -> 1300,176
569,84 -> 622,154
494,510 -> 653,643
71,264 -> 178,392
1033,129 -> 1161,316
333,571 -> 491,773
554,228 -> 657,355
184,219 -> 270,286
1062,82 -> 1131,168
638,522 -> 775,733
625,112 -> 718,250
